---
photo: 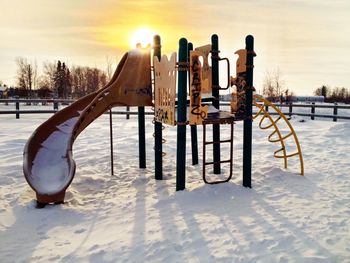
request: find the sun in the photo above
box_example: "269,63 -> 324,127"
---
130,28 -> 156,49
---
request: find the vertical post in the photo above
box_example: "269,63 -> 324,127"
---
154,35 -> 163,180
243,35 -> 255,188
138,106 -> 146,168
126,106 -> 130,119
109,109 -> 114,176
211,34 -> 221,174
54,100 -> 58,111
176,38 -> 188,191
333,103 -> 338,122
311,102 -> 315,120
188,42 -> 199,165
289,103 -> 293,118
15,98 -> 20,119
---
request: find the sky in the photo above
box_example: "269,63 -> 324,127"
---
0,0 -> 349,95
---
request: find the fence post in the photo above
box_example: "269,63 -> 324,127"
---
333,103 -> 338,122
311,102 -> 315,120
289,103 -> 293,118
126,106 -> 130,119
15,98 -> 20,119
54,100 -> 58,111
265,105 -> 269,113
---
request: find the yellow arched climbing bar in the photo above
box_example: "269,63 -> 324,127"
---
253,95 -> 304,176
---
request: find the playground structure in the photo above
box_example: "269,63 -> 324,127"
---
23,34 -> 304,207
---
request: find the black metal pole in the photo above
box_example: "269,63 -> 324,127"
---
138,106 -> 146,168
176,38 -> 188,191
211,34 -> 221,174
154,35 -> 163,180
243,35 -> 255,188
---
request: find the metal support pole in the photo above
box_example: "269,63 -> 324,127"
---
243,35 -> 255,188
138,106 -> 146,168
176,38 -> 188,191
109,109 -> 114,176
191,125 -> 199,165
188,42 -> 199,165
154,35 -> 163,180
211,34 -> 221,174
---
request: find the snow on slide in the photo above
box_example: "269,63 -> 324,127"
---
23,49 -> 152,204
31,117 -> 79,195
22,92 -> 97,204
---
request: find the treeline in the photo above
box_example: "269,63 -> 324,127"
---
5,57 -> 109,99
314,85 -> 350,103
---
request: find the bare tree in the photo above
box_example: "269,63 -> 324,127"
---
70,65 -> 109,98
15,57 -> 38,97
262,71 -> 275,99
41,61 -> 57,90
85,68 -> 100,94
32,60 -> 38,90
71,66 -> 86,98
105,55 -> 114,81
262,69 -> 285,102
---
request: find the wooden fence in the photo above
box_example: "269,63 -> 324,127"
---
1,99 -> 350,121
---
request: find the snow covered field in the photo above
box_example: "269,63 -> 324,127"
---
0,109 -> 349,262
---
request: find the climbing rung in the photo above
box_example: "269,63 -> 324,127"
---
268,131 -> 293,143
204,139 -> 232,145
204,159 -> 231,166
202,119 -> 234,184
260,116 -> 282,130
274,147 -> 284,155
275,152 -> 300,158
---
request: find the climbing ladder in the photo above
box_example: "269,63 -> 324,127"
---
202,112 -> 235,184
253,94 -> 304,175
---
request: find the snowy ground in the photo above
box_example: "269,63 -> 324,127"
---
0,109 -> 349,262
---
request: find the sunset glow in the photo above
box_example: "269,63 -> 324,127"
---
130,28 -> 156,48
0,1 -> 349,95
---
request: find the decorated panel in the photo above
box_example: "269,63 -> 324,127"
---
194,44 -> 212,94
230,49 -> 248,119
189,50 -> 209,125
153,53 -> 177,125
